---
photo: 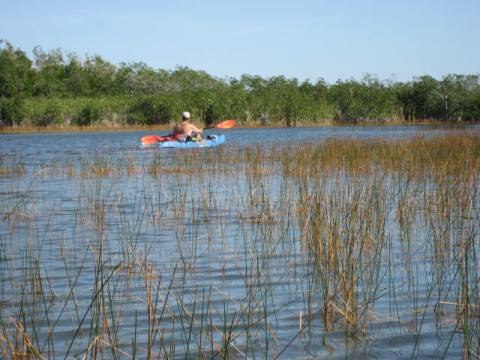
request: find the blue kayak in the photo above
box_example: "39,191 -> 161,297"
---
157,134 -> 225,148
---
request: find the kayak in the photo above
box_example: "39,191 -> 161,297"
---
154,134 -> 225,149
141,120 -> 236,146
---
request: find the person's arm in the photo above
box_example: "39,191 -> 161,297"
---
190,124 -> 203,133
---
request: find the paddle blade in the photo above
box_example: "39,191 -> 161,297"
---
214,119 -> 236,129
141,135 -> 162,145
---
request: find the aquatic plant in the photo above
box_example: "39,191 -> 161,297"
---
0,133 -> 479,358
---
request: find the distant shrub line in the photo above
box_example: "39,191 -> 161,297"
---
1,40 -> 479,127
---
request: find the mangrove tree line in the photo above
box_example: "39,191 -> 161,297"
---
1,40 -> 480,127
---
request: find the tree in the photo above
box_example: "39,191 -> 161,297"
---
411,75 -> 443,120
32,46 -> 67,96
0,40 -> 34,98
0,41 -> 33,125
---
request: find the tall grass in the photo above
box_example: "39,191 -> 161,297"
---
0,133 -> 479,358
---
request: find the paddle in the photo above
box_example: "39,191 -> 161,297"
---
140,134 -> 172,145
204,119 -> 236,130
141,119 -> 236,145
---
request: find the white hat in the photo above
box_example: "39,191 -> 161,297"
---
181,111 -> 191,120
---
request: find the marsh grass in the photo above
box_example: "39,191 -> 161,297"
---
0,156 -> 25,178
0,133 -> 479,358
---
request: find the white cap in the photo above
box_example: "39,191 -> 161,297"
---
181,111 -> 191,120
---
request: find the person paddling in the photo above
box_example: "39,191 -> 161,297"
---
173,112 -> 203,141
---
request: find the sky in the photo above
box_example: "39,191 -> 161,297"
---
0,0 -> 479,83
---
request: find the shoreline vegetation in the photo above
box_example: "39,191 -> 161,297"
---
1,40 -> 480,130
1,119 -> 469,135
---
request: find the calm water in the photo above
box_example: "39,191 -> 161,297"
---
0,124 -> 479,359
2,124 -> 479,163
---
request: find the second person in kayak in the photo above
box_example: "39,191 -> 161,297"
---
173,112 -> 203,141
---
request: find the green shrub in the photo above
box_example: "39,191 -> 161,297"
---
203,102 -> 220,127
74,102 -> 102,126
0,97 -> 25,126
33,99 -> 62,126
127,96 -> 172,125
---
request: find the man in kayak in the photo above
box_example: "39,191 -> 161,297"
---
173,112 -> 203,141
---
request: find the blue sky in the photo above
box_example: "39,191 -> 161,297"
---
1,0 -> 479,83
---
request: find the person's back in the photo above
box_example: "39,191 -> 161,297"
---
173,112 -> 203,138
172,121 -> 189,135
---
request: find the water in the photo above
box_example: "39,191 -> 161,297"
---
0,124 -> 478,359
2,124 -> 478,166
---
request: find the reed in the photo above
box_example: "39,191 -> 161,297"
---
0,156 -> 25,178
0,132 -> 479,358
